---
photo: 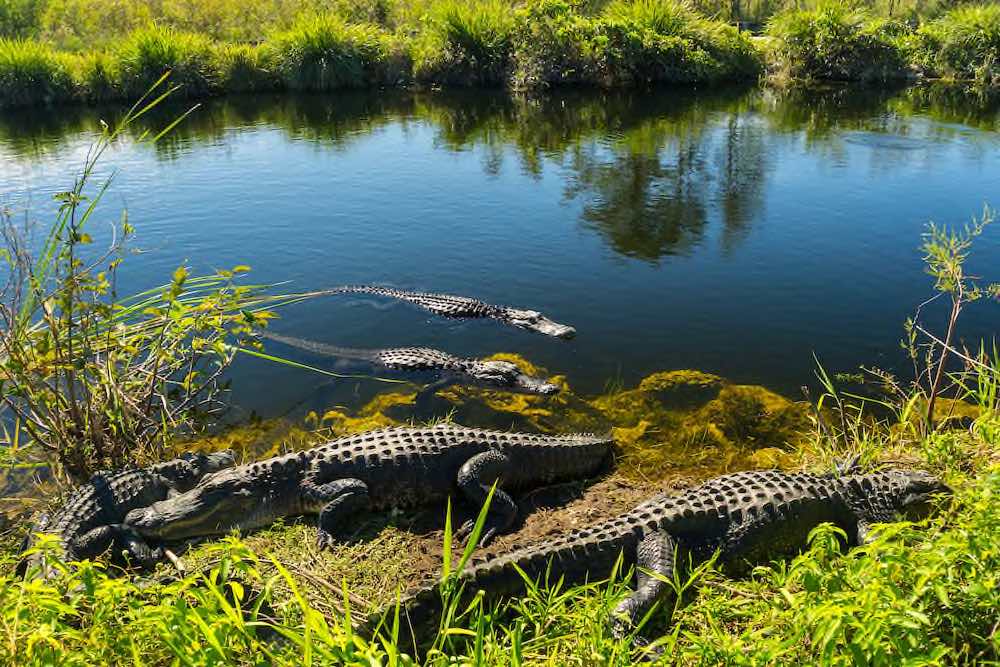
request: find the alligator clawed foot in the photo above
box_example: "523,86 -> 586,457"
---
454,520 -> 497,548
316,529 -> 336,551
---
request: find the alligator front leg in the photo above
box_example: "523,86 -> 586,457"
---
610,529 -> 677,649
302,476 -> 371,550
73,524 -> 164,568
454,450 -> 518,547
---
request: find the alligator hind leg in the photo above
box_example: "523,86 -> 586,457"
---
610,529 -> 677,652
303,477 -> 371,550
454,450 -> 518,547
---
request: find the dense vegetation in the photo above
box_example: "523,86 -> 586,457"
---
1,0 -> 998,108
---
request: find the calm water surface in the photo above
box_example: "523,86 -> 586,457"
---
1,85 -> 998,419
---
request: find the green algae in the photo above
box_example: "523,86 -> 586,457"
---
304,355 -> 811,479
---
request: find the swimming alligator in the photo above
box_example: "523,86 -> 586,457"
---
380,468 -> 949,652
301,285 -> 577,339
17,451 -> 235,578
126,424 -> 613,550
259,330 -> 561,400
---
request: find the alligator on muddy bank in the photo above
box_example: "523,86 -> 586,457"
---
381,468 -> 950,653
259,330 -> 561,400
301,285 -> 577,339
18,451 -> 235,578
126,424 -> 613,550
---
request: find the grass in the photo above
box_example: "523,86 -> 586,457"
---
265,15 -> 404,91
413,0 -> 516,86
0,0 -> 998,107
0,36 -> 71,105
765,2 -> 912,82
910,3 -> 1000,83
4,418 -> 998,664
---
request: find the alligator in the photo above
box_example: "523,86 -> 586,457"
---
259,330 -> 561,401
301,285 -> 577,339
17,450 -> 235,578
381,468 -> 950,653
126,424 -> 613,550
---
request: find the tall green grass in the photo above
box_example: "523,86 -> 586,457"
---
766,2 -> 912,82
265,15 -> 405,91
512,0 -> 761,89
910,3 -> 1000,82
0,1 -> 997,108
0,36 -> 71,105
413,0 -> 515,86
114,27 -> 217,99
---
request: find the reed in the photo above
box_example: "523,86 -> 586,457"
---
0,36 -> 72,106
910,3 -> 1000,82
765,2 -> 912,82
264,14 -> 403,91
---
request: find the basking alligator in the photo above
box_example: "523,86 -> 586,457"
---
383,468 -> 949,650
259,330 -> 560,399
302,285 -> 577,339
126,425 -> 613,550
18,451 -> 235,577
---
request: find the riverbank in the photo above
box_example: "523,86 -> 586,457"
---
3,358 -> 999,665
1,1 -> 998,109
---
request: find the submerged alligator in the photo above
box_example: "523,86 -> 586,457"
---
126,424 -> 613,550
301,285 -> 577,339
259,330 -> 561,399
18,451 -> 235,577
382,468 -> 949,651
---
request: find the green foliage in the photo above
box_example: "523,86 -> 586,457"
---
511,0 -> 761,89
0,0 -> 44,38
0,83 -> 292,481
114,26 -> 217,99
265,15 -> 403,91
39,0 -> 152,51
0,36 -> 71,106
214,43 -> 276,93
766,2 -> 912,82
414,0 -> 516,86
910,3 -> 1000,82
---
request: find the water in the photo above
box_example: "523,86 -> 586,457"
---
1,84 -> 998,420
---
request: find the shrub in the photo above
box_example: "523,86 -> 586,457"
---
114,27 -> 218,99
414,0 -> 516,86
0,88 -> 279,480
511,0 -> 599,89
911,4 -> 1000,82
597,0 -> 762,85
0,0 -> 44,39
767,2 -> 912,82
511,0 -> 761,89
265,15 -> 403,91
40,0 -> 153,52
73,51 -> 121,103
0,37 -> 75,107
214,43 -> 276,92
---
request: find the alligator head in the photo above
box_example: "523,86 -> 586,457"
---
126,465 -> 278,541
170,450 -> 237,491
893,469 -> 951,520
500,307 -> 576,339
472,360 -> 561,395
867,469 -> 951,522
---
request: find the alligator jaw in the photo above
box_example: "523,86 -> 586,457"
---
513,372 -> 560,395
125,470 -> 268,540
502,308 -> 576,339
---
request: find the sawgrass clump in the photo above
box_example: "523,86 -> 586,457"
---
909,3 -> 1000,83
0,36 -> 72,105
265,15 -> 406,91
765,2 -> 912,82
